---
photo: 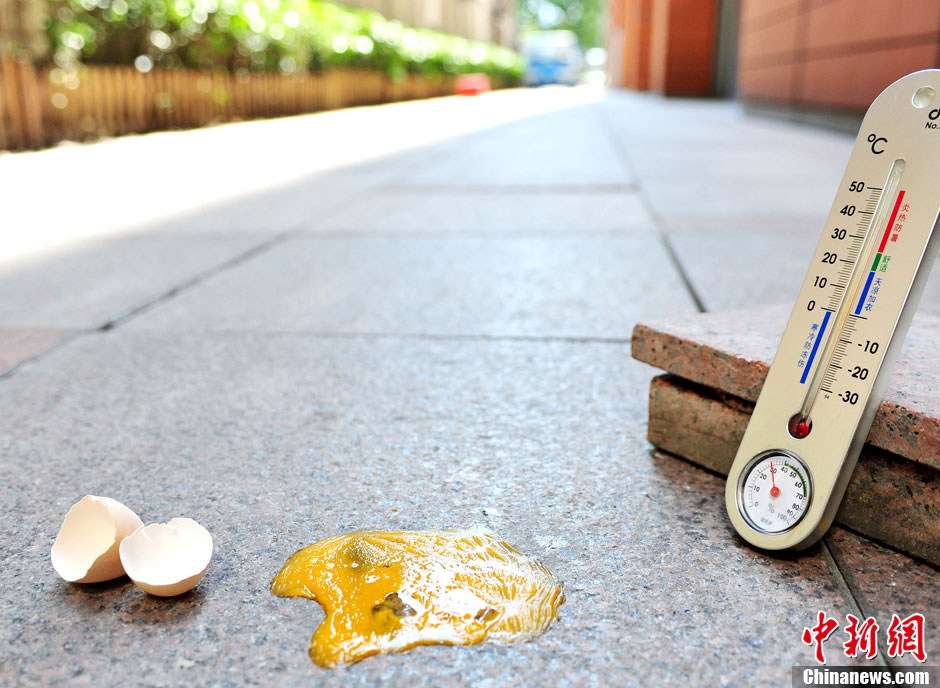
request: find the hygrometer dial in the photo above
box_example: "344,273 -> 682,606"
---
737,451 -> 812,535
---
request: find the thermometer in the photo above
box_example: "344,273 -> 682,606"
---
725,70 -> 940,551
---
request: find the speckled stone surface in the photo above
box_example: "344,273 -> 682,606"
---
0,334 -> 859,686
827,527 -> 940,666
124,235 -> 695,340
647,375 -> 940,567
393,103 -> 632,188
0,235 -> 268,329
306,190 -> 650,234
597,92 -> 940,317
0,329 -> 76,375
632,305 -> 940,471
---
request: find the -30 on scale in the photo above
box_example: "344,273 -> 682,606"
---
726,70 -> 940,551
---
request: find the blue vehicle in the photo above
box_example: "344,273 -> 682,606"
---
523,31 -> 582,86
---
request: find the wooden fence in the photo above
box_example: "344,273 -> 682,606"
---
0,57 -> 457,151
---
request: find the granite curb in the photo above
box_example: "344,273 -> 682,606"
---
631,305 -> 940,471
647,374 -> 940,567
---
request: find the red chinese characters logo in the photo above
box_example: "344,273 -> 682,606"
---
887,613 -> 927,663
802,612 -> 840,664
802,612 -> 927,664
843,614 -> 879,659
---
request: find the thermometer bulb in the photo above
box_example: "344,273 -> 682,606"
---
788,414 -> 812,439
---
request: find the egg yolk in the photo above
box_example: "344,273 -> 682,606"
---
270,529 -> 564,668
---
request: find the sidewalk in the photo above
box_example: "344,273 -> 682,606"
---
1,87 -> 937,686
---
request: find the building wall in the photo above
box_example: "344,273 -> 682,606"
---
606,0 -> 717,95
606,0 -> 627,87
622,0 -> 652,91
649,0 -> 717,95
738,0 -> 940,110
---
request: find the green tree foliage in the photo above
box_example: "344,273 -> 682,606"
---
516,0 -> 604,48
46,0 -> 525,81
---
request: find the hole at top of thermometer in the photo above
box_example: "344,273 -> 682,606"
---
792,158 -> 906,437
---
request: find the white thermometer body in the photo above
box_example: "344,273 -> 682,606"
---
726,71 -> 940,551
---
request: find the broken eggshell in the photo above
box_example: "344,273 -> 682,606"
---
51,495 -> 144,583
119,518 -> 213,596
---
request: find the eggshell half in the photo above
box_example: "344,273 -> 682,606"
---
119,518 -> 213,596
51,495 -> 144,583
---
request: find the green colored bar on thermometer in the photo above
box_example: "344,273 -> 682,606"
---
872,253 -> 882,271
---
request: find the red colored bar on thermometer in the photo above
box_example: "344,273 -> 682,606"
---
878,190 -> 905,253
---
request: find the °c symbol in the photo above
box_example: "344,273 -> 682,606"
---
868,133 -> 887,154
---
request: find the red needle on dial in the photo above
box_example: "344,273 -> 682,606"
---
769,461 -> 781,498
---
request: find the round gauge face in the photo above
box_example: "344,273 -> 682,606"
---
738,452 -> 812,534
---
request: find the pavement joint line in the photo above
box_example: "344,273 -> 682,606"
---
0,140 -> 638,380
0,232 -> 295,382
657,232 -> 708,313
1,164 -> 393,383
653,442 -> 896,665
833,524 -> 940,572
124,330 -> 633,345
375,184 -> 641,194
287,148 -> 447,229
650,446 -> 728,480
596,103 -> 708,313
292,228 -> 653,239
98,232 -> 295,332
0,330 -> 632,383
0,331 -> 86,381
820,540 -> 891,667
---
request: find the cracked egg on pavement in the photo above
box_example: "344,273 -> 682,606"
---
270,528 -> 564,667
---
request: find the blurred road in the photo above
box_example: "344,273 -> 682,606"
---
1,87 -> 938,686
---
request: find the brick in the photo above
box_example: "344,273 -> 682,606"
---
648,374 -> 940,567
632,305 -> 940,471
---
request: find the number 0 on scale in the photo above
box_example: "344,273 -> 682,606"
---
726,70 -> 940,550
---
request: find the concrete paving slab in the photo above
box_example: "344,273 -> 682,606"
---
631,306 -> 940,470
306,190 -> 651,234
600,92 -> 855,157
149,173 -> 381,234
667,229 -> 814,311
150,149 -> 446,235
126,235 -> 697,339
0,331 -> 857,686
600,91 -> 940,318
398,105 -> 632,188
0,329 -> 77,376
624,145 -> 846,185
598,92 -> 858,229
3,88 -> 600,250
827,527 -> 940,666
0,234 -> 272,329
643,180 -> 839,221
668,229 -> 940,317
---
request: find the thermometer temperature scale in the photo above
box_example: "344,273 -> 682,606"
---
725,70 -> 940,551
